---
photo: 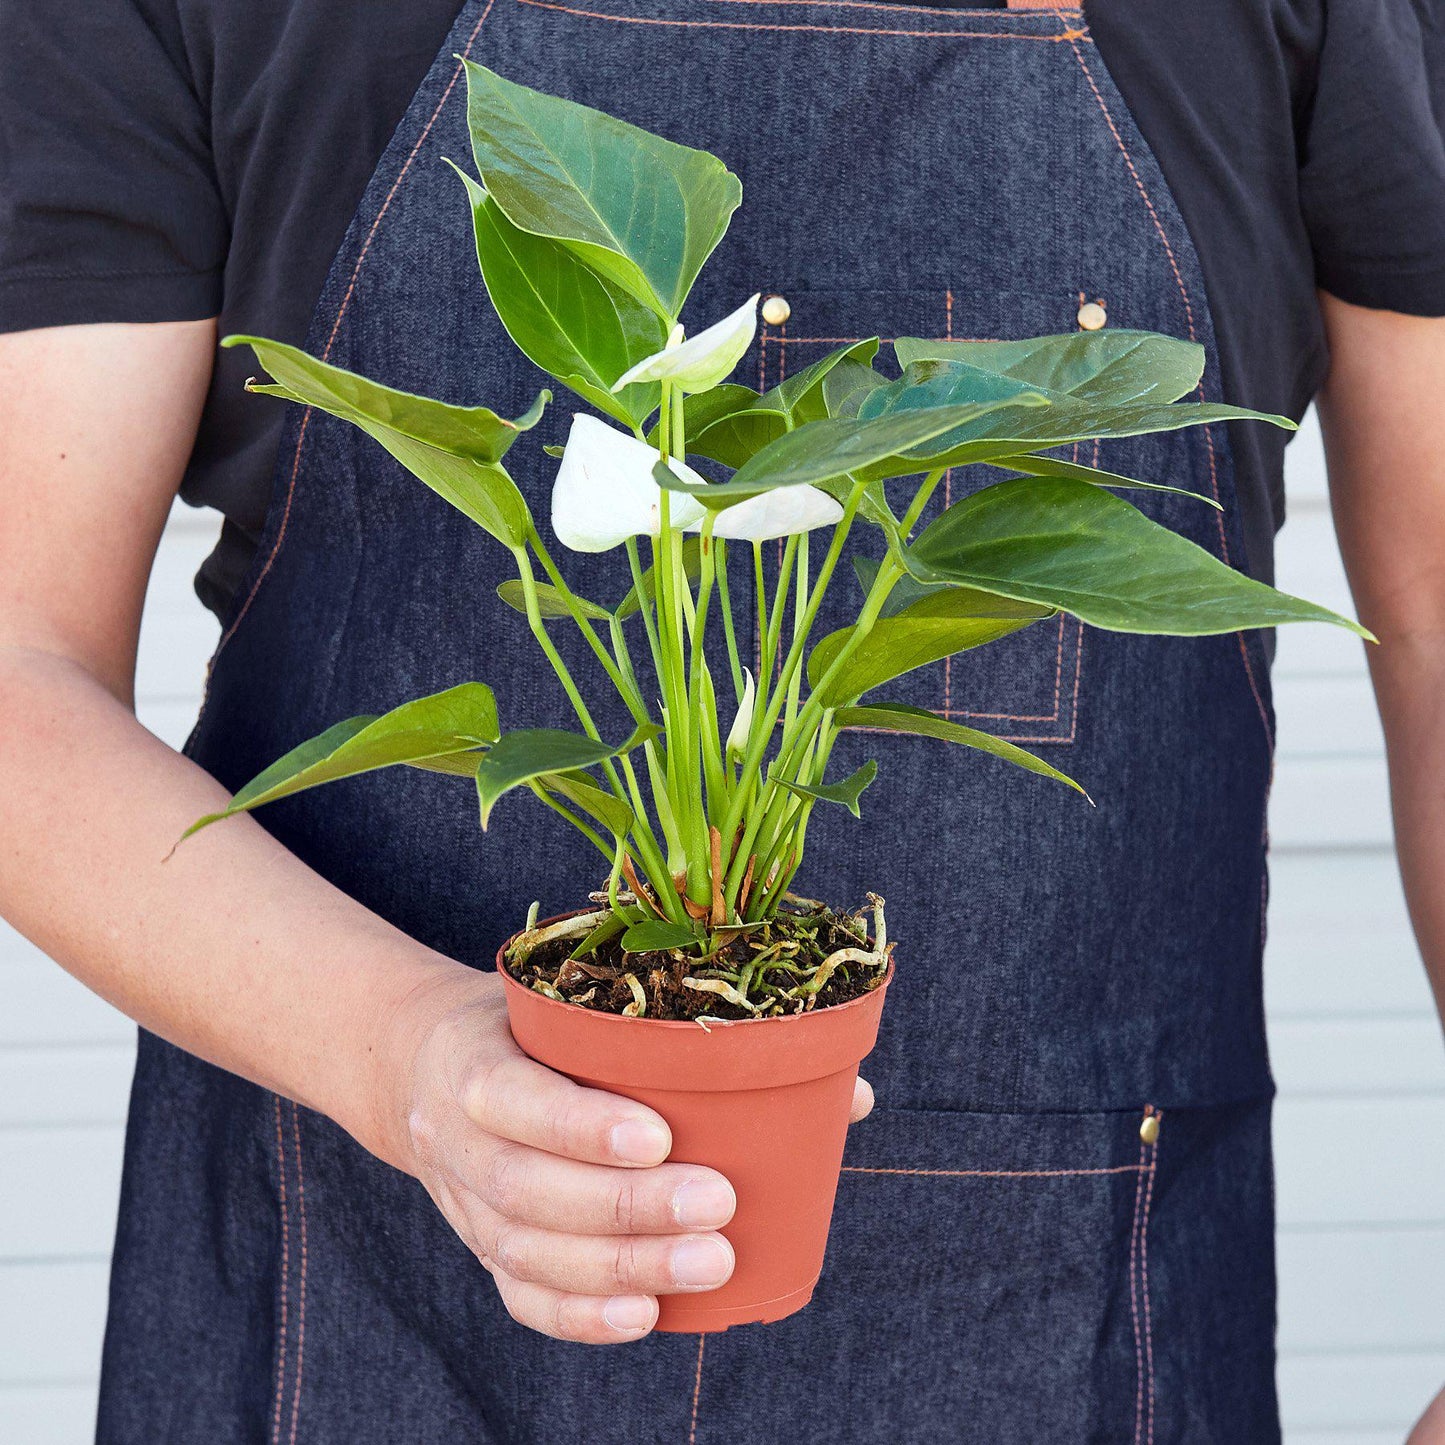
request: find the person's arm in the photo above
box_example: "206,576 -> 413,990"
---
0,321 -> 868,1343
1316,294 -> 1445,1444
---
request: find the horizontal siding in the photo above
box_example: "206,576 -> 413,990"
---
4,420 -> 1445,1441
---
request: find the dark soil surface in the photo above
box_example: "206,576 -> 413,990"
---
504,903 -> 889,1021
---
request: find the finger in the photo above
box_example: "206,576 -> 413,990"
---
489,1266 -> 659,1344
849,1074 -> 875,1124
468,1141 -> 735,1235
459,1050 -> 672,1166
472,1202 -> 735,1297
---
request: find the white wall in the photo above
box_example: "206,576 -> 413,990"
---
2,420 -> 1443,1441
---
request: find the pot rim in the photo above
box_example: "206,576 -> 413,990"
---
496,913 -> 893,1033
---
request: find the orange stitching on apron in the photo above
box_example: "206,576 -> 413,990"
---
288,1102 -> 309,1445
1127,1130 -> 1147,1443
270,1096 -> 291,1445
201,0 -> 502,699
1141,1110 -> 1161,1445
688,1334 -> 706,1443
713,0 -> 1078,17
516,0 -> 1092,42
842,1163 -> 1145,1178
1064,36 -> 1273,754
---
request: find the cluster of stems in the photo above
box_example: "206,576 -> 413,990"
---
506,383 -> 944,937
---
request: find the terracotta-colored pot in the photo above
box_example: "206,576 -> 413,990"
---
497,931 -> 892,1333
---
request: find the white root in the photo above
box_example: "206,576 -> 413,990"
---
683,977 -> 757,1012
622,972 -> 647,1017
506,909 -> 613,964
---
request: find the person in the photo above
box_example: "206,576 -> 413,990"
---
2,0 -> 1444,1439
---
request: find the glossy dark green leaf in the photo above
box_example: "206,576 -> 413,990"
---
615,536 -> 705,619
496,578 -> 613,621
660,399 -> 1044,509
893,331 -> 1206,406
621,918 -> 699,953
183,684 -> 501,837
475,722 -> 659,828
463,62 -> 741,319
772,760 -> 878,818
858,359 -> 1293,474
908,476 -> 1373,637
227,336 -> 536,546
1007,451 -> 1221,508
537,768 -> 636,837
767,338 -> 882,424
822,357 -> 890,419
836,703 -> 1088,797
807,588 -> 1053,705
454,169 -> 665,428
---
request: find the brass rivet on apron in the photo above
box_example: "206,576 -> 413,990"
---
761,294 -> 792,326
1139,1112 -> 1160,1145
1077,300 -> 1107,331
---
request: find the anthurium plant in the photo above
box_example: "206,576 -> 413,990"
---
186,65 -> 1367,1020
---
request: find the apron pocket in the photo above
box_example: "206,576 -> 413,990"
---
751,285 -> 1087,745
702,1104 -> 1158,1442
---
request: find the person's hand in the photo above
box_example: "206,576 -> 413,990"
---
1408,1384 -> 1445,1444
375,965 -> 873,1344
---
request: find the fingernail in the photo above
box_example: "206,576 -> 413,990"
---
602,1295 -> 656,1334
670,1236 -> 733,1289
672,1178 -> 736,1228
609,1118 -> 670,1164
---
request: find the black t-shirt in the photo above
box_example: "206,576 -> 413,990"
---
3,0 -> 1444,615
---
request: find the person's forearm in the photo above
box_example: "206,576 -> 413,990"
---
0,642 -> 468,1167
1365,634 -> 1445,1020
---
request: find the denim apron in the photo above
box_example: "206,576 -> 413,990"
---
98,2 -> 1282,1440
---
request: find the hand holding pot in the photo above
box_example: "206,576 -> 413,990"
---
384,967 -> 871,1343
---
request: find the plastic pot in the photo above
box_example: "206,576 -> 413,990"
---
497,930 -> 892,1332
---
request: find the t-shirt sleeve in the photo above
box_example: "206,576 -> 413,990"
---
1299,0 -> 1445,314
0,0 -> 227,333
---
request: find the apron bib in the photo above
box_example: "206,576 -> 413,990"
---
99,3 -> 1281,1440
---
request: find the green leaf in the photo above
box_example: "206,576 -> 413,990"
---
767,338 -> 882,425
570,910 -> 628,958
907,476 -> 1374,637
183,684 -> 501,837
836,703 -> 1089,798
893,331 -> 1206,406
615,536 -> 705,619
852,556 -> 949,618
773,759 -> 878,818
620,919 -> 699,953
807,588 -> 1053,705
537,768 -> 636,837
474,722 -> 660,828
822,357 -> 890,419
453,168 -> 665,428
687,404 -> 790,471
1007,451 -> 1221,509
226,335 -> 536,546
659,398 -> 1046,510
857,359 -> 1294,474
496,578 -> 613,621
463,62 -> 741,319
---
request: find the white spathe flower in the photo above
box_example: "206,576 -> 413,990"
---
611,294 -> 760,395
551,415 -> 707,552
692,485 -> 844,542
725,668 -> 756,762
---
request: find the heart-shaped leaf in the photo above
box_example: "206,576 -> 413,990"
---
182,684 -> 501,838
908,476 -> 1374,637
226,336 -> 537,547
463,62 -> 741,319
836,704 -> 1088,797
474,722 -> 659,827
496,579 -> 613,621
772,760 -> 878,818
454,169 -> 665,428
621,918 -> 699,953
807,587 -> 1052,705
537,768 -> 637,837
893,331 -> 1206,406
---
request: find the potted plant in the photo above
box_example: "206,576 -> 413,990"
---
183,65 -> 1368,1332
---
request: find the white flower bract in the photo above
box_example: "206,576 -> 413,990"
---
611,294 -> 760,395
550,415 -> 707,552
695,485 -> 844,542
